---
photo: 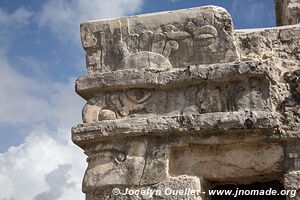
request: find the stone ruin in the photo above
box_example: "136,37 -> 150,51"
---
72,1 -> 300,199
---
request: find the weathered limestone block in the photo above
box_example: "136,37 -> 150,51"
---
285,171 -> 300,199
80,6 -> 239,74
170,142 -> 284,180
285,141 -> 300,171
236,25 -> 300,132
77,61 -> 276,123
73,5 -> 300,200
82,137 -> 170,192
276,0 -> 300,26
86,176 -> 202,200
236,25 -> 300,64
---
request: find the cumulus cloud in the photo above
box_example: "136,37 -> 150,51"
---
34,164 -> 75,200
0,60 -> 85,199
0,7 -> 32,49
0,127 -> 86,200
0,56 -> 51,124
49,79 -> 84,128
0,8 -> 47,124
37,0 -> 143,43
0,51 -> 84,125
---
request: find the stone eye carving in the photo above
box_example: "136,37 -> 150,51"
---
87,150 -> 126,163
114,152 -> 126,163
126,89 -> 151,103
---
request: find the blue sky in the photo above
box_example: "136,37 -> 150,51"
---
0,0 -> 275,199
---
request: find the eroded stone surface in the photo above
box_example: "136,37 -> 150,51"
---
80,6 -> 239,74
285,171 -> 300,200
170,142 -> 284,180
80,77 -> 272,123
276,0 -> 300,26
86,176 -> 202,200
72,111 -> 279,144
72,5 -> 300,200
83,137 -> 170,192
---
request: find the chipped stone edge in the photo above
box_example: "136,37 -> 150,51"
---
72,111 -> 280,147
75,60 -> 277,100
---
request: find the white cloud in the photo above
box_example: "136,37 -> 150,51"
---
0,126 -> 86,200
0,57 -> 85,198
0,7 -> 32,50
0,51 -> 85,125
0,8 -> 48,124
0,7 -> 32,28
34,164 -> 75,200
37,0 -> 143,43
49,79 -> 84,128
15,56 -> 51,80
0,52 -> 51,124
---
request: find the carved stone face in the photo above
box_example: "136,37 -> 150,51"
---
82,138 -> 169,193
83,140 -> 146,192
81,76 -> 271,124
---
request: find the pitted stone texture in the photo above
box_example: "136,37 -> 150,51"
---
170,142 -> 284,180
285,142 -> 300,171
72,111 -> 280,146
73,5 -> 300,200
80,6 -> 239,74
282,70 -> 300,131
82,137 -> 170,192
236,25 -> 300,68
77,61 -> 275,124
86,176 -> 202,200
236,25 -> 300,132
237,28 -> 297,90
285,171 -> 300,189
81,78 -> 272,123
75,61 -> 277,99
276,0 -> 300,26
285,171 -> 300,200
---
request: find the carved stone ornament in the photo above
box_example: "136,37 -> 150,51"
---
80,6 -> 239,74
73,4 -> 300,200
